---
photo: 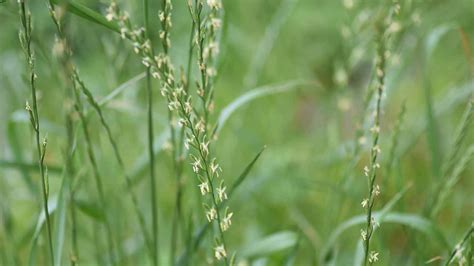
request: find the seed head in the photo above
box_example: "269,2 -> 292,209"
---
214,244 -> 227,260
206,207 -> 217,222
198,181 -> 210,195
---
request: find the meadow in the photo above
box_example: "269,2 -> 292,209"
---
0,0 -> 473,265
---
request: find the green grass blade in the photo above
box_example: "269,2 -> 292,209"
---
238,231 -> 297,259
229,145 -> 266,196
323,212 -> 449,265
432,145 -> 474,217
97,72 -> 146,107
382,213 -> 449,248
445,224 -> 473,265
6,121 -> 36,193
422,24 -> 456,180
53,172 -> 68,266
28,197 -> 58,266
425,25 -> 455,60
284,233 -> 301,266
0,159 -> 62,175
214,80 -> 318,135
321,185 -> 411,262
75,199 -> 105,222
399,81 -> 473,158
51,0 -> 120,33
243,0 -> 298,89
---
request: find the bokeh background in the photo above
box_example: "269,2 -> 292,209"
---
1,0 -> 473,265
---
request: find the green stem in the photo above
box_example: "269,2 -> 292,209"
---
143,0 -> 159,264
73,79 -> 116,265
18,1 -> 54,264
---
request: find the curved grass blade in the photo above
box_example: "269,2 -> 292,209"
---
323,212 -> 449,265
214,80 -> 318,135
425,24 -> 456,60
321,184 -> 411,262
238,231 -> 297,259
75,199 -> 105,222
51,0 -> 120,33
97,72 -> 146,107
28,196 -> 58,266
243,0 -> 298,89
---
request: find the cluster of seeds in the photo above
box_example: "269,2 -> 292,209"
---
360,1 -> 401,264
106,0 -> 230,261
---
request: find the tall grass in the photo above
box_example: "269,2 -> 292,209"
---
1,0 -> 473,265
18,0 -> 54,264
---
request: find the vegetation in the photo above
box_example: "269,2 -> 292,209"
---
0,0 -> 472,265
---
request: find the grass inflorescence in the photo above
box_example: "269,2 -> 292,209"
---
1,0 -> 473,265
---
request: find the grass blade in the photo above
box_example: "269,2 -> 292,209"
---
0,159 -> 62,175
214,80 -> 318,135
431,145 -> 474,217
51,0 -> 120,33
75,199 -> 105,222
445,224 -> 473,265
28,197 -> 58,266
321,185 -> 411,262
238,231 -> 297,258
243,0 -> 298,89
229,145 -> 266,196
97,72 -> 146,107
52,171 -> 68,266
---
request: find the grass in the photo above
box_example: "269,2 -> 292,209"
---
1,0 -> 473,265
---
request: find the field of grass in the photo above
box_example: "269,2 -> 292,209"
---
0,0 -> 473,265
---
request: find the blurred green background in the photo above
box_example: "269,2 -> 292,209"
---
1,0 -> 473,265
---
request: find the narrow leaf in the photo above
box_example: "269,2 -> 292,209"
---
53,172 -> 68,266
239,231 -> 297,258
229,145 -> 266,196
215,80 -> 318,135
51,0 -> 120,33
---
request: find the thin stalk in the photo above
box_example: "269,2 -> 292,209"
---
74,75 -> 153,255
143,0 -> 159,264
72,77 -> 116,265
363,28 -> 386,266
65,115 -> 79,266
45,3 -> 79,264
146,69 -> 158,266
170,7 -> 196,266
18,1 -> 54,264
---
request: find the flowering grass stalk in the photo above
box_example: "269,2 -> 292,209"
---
47,3 -> 151,262
106,0 -> 231,262
45,3 -> 79,264
18,1 -> 54,264
361,25 -> 388,266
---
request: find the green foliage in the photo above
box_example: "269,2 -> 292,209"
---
0,0 -> 473,265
